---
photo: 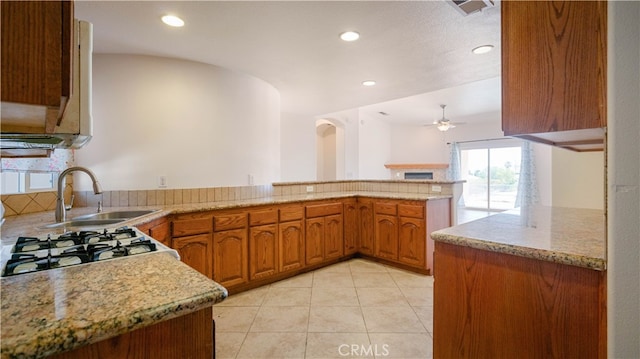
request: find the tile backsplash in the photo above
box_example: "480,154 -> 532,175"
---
2,180 -> 457,217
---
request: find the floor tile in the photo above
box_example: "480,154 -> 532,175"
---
250,306 -> 309,332
214,332 -> 246,359
361,306 -> 426,333
412,306 -> 434,334
236,332 -> 307,359
262,287 -> 311,306
349,259 -> 389,273
311,286 -> 360,306
270,272 -> 313,288
369,332 -> 433,358
313,270 -> 354,287
389,270 -> 433,288
306,332 -> 372,358
352,272 -> 398,288
212,306 -> 259,332
308,306 -> 367,333
215,285 -> 270,306
400,286 -> 433,307
356,287 -> 409,307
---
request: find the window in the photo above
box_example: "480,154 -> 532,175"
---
460,140 -> 522,211
0,171 -> 58,194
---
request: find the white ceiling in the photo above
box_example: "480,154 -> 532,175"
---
75,0 -> 502,125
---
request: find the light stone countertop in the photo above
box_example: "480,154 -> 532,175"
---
0,252 -> 227,359
431,205 -> 606,271
0,191 -> 450,358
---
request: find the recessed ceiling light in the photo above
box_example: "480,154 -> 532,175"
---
472,45 -> 494,54
340,31 -> 360,42
362,80 -> 376,86
162,15 -> 185,27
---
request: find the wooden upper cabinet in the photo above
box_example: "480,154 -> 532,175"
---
501,1 -> 607,152
1,1 -> 74,131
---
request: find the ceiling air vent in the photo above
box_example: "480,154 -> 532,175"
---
448,0 -> 494,16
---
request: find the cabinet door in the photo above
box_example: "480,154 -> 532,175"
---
249,224 -> 278,280
305,217 -> 324,266
358,200 -> 375,255
343,200 -> 359,255
502,1 -> 606,136
279,220 -> 305,273
149,220 -> 171,247
172,233 -> 213,279
375,214 -> 398,261
398,217 -> 426,268
324,214 -> 344,260
213,228 -> 248,288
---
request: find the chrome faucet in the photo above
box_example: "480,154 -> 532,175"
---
56,166 -> 103,222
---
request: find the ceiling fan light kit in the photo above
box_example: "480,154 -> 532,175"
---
435,104 -> 455,132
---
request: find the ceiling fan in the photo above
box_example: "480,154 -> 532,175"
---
430,104 -> 464,132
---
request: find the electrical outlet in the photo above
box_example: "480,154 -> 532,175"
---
158,175 -> 168,188
432,185 -> 442,193
306,186 -> 314,193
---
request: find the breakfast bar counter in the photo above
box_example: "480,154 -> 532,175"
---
430,205 -> 606,358
0,252 -> 227,358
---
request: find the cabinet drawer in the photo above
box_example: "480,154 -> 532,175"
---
306,203 -> 343,218
279,205 -> 304,222
250,208 -> 278,226
172,213 -> 213,237
398,204 -> 424,219
375,202 -> 397,216
214,212 -> 248,231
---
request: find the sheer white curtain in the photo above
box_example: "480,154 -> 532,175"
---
447,142 -> 465,206
515,141 -> 539,208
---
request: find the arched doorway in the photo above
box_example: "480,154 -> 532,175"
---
316,118 -> 345,181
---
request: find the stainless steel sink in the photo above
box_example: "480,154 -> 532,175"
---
41,218 -> 126,229
40,209 -> 160,230
72,209 -> 159,221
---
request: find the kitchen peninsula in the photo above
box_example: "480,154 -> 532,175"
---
431,206 -> 606,358
1,179 -> 458,358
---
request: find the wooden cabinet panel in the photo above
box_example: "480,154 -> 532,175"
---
324,214 -> 344,260
214,212 -> 248,231
306,203 -> 343,218
279,204 -> 304,222
374,214 -> 398,261
398,217 -> 426,268
249,224 -> 278,280
249,207 -> 278,226
172,233 -> 213,279
172,212 -> 213,237
343,199 -> 359,255
374,202 -> 397,216
501,1 -> 606,150
1,1 -> 73,121
149,220 -> 171,247
305,218 -> 324,266
278,220 -> 305,273
434,242 -> 606,358
398,204 -> 424,219
213,228 -> 248,288
358,199 -> 375,256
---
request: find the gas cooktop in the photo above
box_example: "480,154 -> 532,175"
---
1,227 -> 179,278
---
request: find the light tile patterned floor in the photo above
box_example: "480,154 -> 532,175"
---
213,258 -> 433,359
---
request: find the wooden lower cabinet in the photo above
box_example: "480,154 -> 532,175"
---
213,228 -> 248,288
398,216 -> 426,268
136,216 -> 171,247
434,242 -> 606,358
374,214 -> 398,261
358,199 -> 374,255
249,224 -> 278,280
172,233 -> 213,279
305,217 -> 325,266
278,220 -> 305,273
324,214 -> 344,260
50,307 -> 213,359
343,199 -> 359,255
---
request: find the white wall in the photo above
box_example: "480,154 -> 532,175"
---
607,1 -> 640,356
280,112 -> 316,181
75,54 -> 281,190
358,111 -> 391,179
552,148 -> 605,209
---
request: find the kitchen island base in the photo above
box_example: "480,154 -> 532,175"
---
433,242 -> 606,359
49,307 -> 213,359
